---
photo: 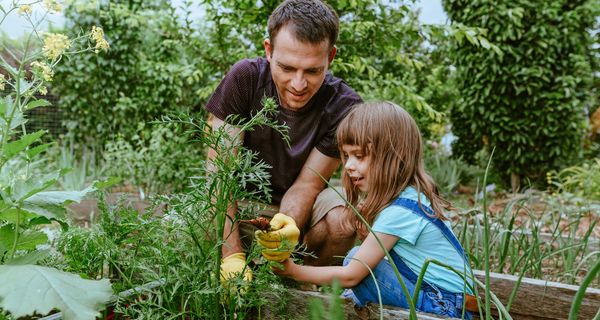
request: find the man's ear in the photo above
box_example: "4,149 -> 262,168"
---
264,39 -> 273,62
328,46 -> 337,64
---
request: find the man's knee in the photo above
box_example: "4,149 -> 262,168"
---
323,206 -> 356,240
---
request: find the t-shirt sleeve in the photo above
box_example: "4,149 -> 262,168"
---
315,94 -> 362,158
205,59 -> 256,122
372,206 -> 428,245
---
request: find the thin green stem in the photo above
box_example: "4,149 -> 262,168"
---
9,205 -> 20,260
482,147 -> 495,319
568,257 -> 600,320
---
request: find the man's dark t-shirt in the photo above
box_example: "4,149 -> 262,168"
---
206,57 -> 362,204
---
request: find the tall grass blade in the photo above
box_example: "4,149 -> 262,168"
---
568,257 -> 600,320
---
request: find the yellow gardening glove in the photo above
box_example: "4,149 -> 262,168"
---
255,213 -> 300,262
220,252 -> 253,285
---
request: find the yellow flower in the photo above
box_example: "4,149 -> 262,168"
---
90,26 -> 109,53
0,74 -> 5,91
43,0 -> 62,13
39,86 -> 48,95
42,33 -> 71,60
18,5 -> 33,15
31,61 -> 54,82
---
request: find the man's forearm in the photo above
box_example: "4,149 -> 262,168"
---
222,202 -> 243,257
279,183 -> 323,230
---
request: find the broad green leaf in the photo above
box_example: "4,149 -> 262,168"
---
0,265 -> 113,320
13,229 -> 48,250
0,225 -> 12,254
26,186 -> 95,206
26,143 -> 53,159
12,173 -> 58,202
93,177 -> 121,189
0,208 -> 40,224
21,202 -> 65,220
0,224 -> 15,252
0,96 -> 26,130
25,99 -> 52,111
5,249 -> 50,265
3,130 -> 46,160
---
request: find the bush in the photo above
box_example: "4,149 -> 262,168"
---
444,0 -> 598,186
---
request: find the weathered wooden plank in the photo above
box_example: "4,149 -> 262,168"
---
261,270 -> 600,320
260,288 -> 457,319
473,270 -> 600,319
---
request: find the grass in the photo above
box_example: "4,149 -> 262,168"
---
454,191 -> 599,288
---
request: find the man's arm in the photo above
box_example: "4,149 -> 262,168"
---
207,113 -> 245,257
279,148 -> 341,230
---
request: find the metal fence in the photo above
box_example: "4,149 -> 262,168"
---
2,91 -> 66,138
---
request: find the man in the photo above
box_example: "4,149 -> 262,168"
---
206,0 -> 362,282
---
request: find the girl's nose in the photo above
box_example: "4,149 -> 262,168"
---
344,158 -> 355,170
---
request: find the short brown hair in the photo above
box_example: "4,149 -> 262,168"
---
268,0 -> 339,50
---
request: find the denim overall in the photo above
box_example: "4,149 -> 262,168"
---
343,198 -> 473,319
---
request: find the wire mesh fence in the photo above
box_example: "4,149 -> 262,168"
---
1,90 -> 66,138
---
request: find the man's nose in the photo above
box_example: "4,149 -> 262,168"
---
291,71 -> 307,92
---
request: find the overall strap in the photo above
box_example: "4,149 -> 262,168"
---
391,198 -> 470,264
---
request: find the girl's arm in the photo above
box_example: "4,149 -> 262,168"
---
274,232 -> 399,287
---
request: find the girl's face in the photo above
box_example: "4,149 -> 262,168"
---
341,144 -> 371,193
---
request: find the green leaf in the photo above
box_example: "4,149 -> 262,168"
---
0,225 -> 13,253
13,172 -> 58,202
3,130 -> 46,160
93,177 -> 121,189
0,226 -> 46,252
26,186 -> 95,206
5,249 -> 50,265
26,143 -> 52,159
21,202 -> 66,220
0,208 -> 40,224
13,230 -> 48,250
0,265 -> 113,320
25,99 -> 52,111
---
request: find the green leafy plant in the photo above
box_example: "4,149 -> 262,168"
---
548,158 -> 600,201
52,0 -> 204,150
0,1 -> 113,319
102,121 -> 202,196
424,144 -> 478,197
443,0 -> 598,187
55,97 -> 290,319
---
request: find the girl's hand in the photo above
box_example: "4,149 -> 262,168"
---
272,258 -> 296,278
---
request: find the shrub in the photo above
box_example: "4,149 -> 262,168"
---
443,0 -> 598,186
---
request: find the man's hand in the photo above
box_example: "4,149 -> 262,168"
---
255,213 -> 300,262
220,252 -> 253,284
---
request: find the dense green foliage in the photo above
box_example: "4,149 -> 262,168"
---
55,0 -> 463,147
443,0 -> 598,185
52,0 -> 203,146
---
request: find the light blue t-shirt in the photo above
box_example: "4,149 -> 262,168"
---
372,187 -> 473,294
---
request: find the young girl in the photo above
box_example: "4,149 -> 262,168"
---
273,101 -> 477,318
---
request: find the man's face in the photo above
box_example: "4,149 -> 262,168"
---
264,25 -> 336,111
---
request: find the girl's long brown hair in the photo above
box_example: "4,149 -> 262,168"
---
336,101 -> 453,229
